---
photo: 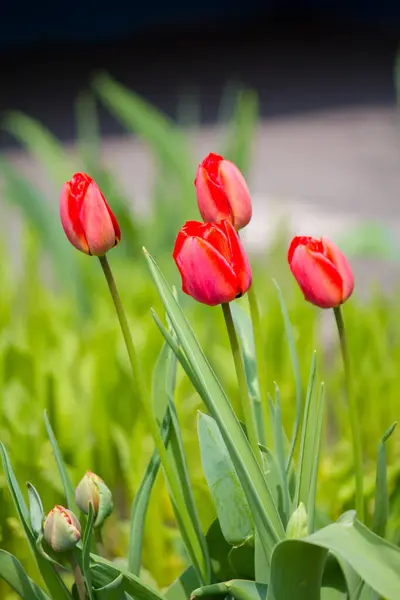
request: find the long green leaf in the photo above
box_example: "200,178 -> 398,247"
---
165,567 -> 200,600
373,421 -> 397,537
294,353 -> 317,509
81,503 -> 96,600
272,385 -> 290,526
308,383 -> 326,533
128,408 -> 171,574
192,580 -> 267,600
198,411 -> 253,546
44,410 -> 78,514
0,550 -> 49,600
272,281 -> 302,471
144,250 -> 284,566
0,443 -> 73,600
90,553 -> 165,600
223,88 -> 259,174
300,513 -> 400,600
149,313 -> 210,581
27,482 -> 44,538
230,304 -> 265,446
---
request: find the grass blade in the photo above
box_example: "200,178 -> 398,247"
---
273,384 -> 290,527
273,280 -> 302,472
294,352 -> 317,510
308,383 -> 325,533
128,408 -> 171,574
81,503 -> 96,600
373,421 -> 397,537
44,411 -> 78,514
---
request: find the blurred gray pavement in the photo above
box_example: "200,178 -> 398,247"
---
1,20 -> 400,272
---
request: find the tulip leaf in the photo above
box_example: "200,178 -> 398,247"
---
272,385 -> 290,527
81,503 -> 96,600
205,519 -> 235,581
144,249 -> 285,567
0,550 -> 49,600
272,280 -> 302,472
308,383 -> 326,533
230,303 -> 266,446
223,87 -> 259,175
94,572 -> 125,600
128,407 -> 172,574
140,308 -> 210,582
294,352 -> 317,510
44,410 -> 78,515
268,513 -> 400,600
0,442 -> 73,600
373,421 -> 397,538
198,411 -> 253,546
165,566 -> 200,600
191,579 -> 268,600
89,553 -> 165,600
27,482 -> 44,538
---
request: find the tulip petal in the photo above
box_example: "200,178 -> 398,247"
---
60,182 -> 90,254
195,164 -> 232,224
221,220 -> 252,295
80,182 -> 117,256
290,245 -> 343,308
175,236 -> 238,306
322,237 -> 354,302
219,160 -> 252,229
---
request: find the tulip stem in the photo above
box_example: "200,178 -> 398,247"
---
333,305 -> 364,522
222,302 -> 261,465
70,554 -> 86,600
247,284 -> 270,447
98,255 -> 208,585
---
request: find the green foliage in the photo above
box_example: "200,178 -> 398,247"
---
1,73 -> 400,600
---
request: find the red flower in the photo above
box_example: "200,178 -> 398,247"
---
195,153 -> 252,230
60,173 -> 121,256
173,220 -> 252,306
288,236 -> 354,309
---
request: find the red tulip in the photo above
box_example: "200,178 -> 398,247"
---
60,172 -> 121,256
288,236 -> 354,309
173,219 -> 252,306
195,153 -> 252,230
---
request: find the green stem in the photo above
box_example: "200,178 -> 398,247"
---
99,255 -> 207,584
333,305 -> 364,522
221,302 -> 261,465
247,283 -> 270,447
70,554 -> 86,600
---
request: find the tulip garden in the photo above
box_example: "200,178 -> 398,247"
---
1,142 -> 400,600
1,78 -> 400,600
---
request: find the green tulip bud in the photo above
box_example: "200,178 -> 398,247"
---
286,502 -> 308,539
75,471 -> 113,528
43,505 -> 81,552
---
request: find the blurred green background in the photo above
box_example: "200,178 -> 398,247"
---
1,73 -> 400,599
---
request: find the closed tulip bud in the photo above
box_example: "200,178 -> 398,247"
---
195,153 -> 252,230
173,219 -> 252,306
286,503 -> 308,539
75,471 -> 113,528
288,236 -> 354,309
43,505 -> 81,552
60,172 -> 121,256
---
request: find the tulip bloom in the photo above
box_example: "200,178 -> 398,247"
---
173,219 -> 252,306
195,153 -> 252,230
288,236 -> 354,309
60,172 -> 121,256
43,505 -> 81,553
